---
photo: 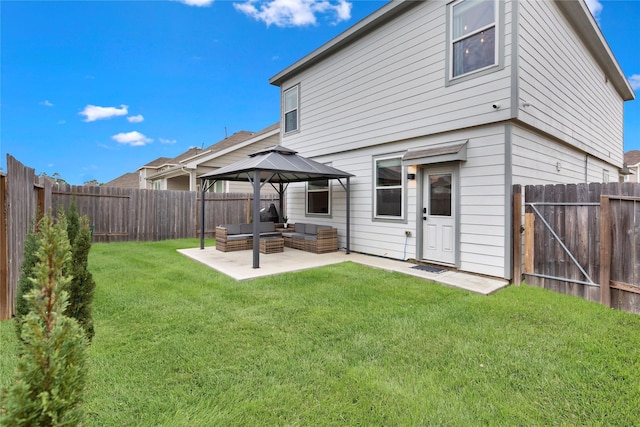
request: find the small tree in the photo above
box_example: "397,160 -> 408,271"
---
13,225 -> 40,340
0,215 -> 88,426
65,215 -> 96,341
65,199 -> 80,249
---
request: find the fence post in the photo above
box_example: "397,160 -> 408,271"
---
599,195 -> 611,308
524,213 -> 534,275
513,185 -> 522,285
0,174 -> 8,320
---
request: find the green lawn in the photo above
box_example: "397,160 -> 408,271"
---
2,238 -> 640,425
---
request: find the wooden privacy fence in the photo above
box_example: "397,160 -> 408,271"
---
0,155 -> 279,320
513,182 -> 640,314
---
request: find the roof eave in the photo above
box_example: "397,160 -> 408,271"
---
147,166 -> 194,180
185,127 -> 280,168
269,0 -> 421,87
555,0 -> 635,102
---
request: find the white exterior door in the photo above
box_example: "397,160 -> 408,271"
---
422,167 -> 456,265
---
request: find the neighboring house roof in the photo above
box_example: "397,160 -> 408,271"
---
146,124 -> 280,180
269,0 -> 634,102
140,157 -> 172,170
624,150 -> 640,166
103,172 -> 139,188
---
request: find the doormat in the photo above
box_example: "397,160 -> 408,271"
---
411,265 -> 445,274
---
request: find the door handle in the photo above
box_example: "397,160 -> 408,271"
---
423,216 -> 427,221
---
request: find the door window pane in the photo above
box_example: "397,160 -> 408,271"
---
429,174 -> 452,216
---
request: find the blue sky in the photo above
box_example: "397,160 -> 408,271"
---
1,0 -> 638,185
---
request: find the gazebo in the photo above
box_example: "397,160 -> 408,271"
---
198,145 -> 354,268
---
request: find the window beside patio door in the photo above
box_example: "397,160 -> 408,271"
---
306,179 -> 331,215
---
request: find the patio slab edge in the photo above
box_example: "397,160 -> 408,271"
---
178,247 -> 509,295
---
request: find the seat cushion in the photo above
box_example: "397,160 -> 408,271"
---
294,223 -> 306,233
240,224 -> 253,234
304,224 -> 318,235
259,231 -> 281,238
282,232 -> 305,239
260,222 -> 276,233
225,224 -> 241,235
227,234 -> 253,241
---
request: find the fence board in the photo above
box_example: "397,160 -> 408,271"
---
0,174 -> 8,320
4,155 -> 43,319
1,156 -> 280,319
522,182 -> 640,314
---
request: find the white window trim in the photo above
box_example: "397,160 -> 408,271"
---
373,155 -> 406,221
283,84 -> 299,134
447,0 -> 499,82
306,179 -> 332,217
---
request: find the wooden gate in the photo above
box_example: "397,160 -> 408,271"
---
513,183 -> 640,314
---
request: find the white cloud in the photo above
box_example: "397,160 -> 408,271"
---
178,0 -> 213,6
127,114 -> 144,123
112,131 -> 152,147
40,100 -> 53,107
629,75 -> 640,91
159,138 -> 177,145
80,104 -> 128,122
234,0 -> 352,27
585,0 -> 603,21
58,120 -> 66,125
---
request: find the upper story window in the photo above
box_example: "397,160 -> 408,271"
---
450,0 -> 497,79
284,85 -> 299,133
306,179 -> 331,215
374,156 -> 404,220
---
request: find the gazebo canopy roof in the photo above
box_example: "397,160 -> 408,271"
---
198,144 -> 353,269
198,145 -> 353,183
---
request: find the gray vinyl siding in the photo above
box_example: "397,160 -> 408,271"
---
457,125 -> 507,277
517,0 -> 624,166
512,125 -> 619,185
286,124 -> 509,279
280,0 -> 513,159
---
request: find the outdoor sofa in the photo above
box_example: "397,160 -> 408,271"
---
215,221 -> 338,254
215,222 -> 281,252
281,223 -> 338,254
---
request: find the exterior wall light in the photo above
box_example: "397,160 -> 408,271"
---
407,165 -> 417,180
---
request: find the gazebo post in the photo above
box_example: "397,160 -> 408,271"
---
252,169 -> 261,269
279,182 -> 285,223
200,181 -> 206,250
346,177 -> 351,254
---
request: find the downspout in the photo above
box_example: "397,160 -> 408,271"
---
585,154 -> 588,183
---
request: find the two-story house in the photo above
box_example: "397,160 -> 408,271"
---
269,0 -> 635,280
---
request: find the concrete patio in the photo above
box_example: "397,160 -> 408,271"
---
178,246 -> 509,295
